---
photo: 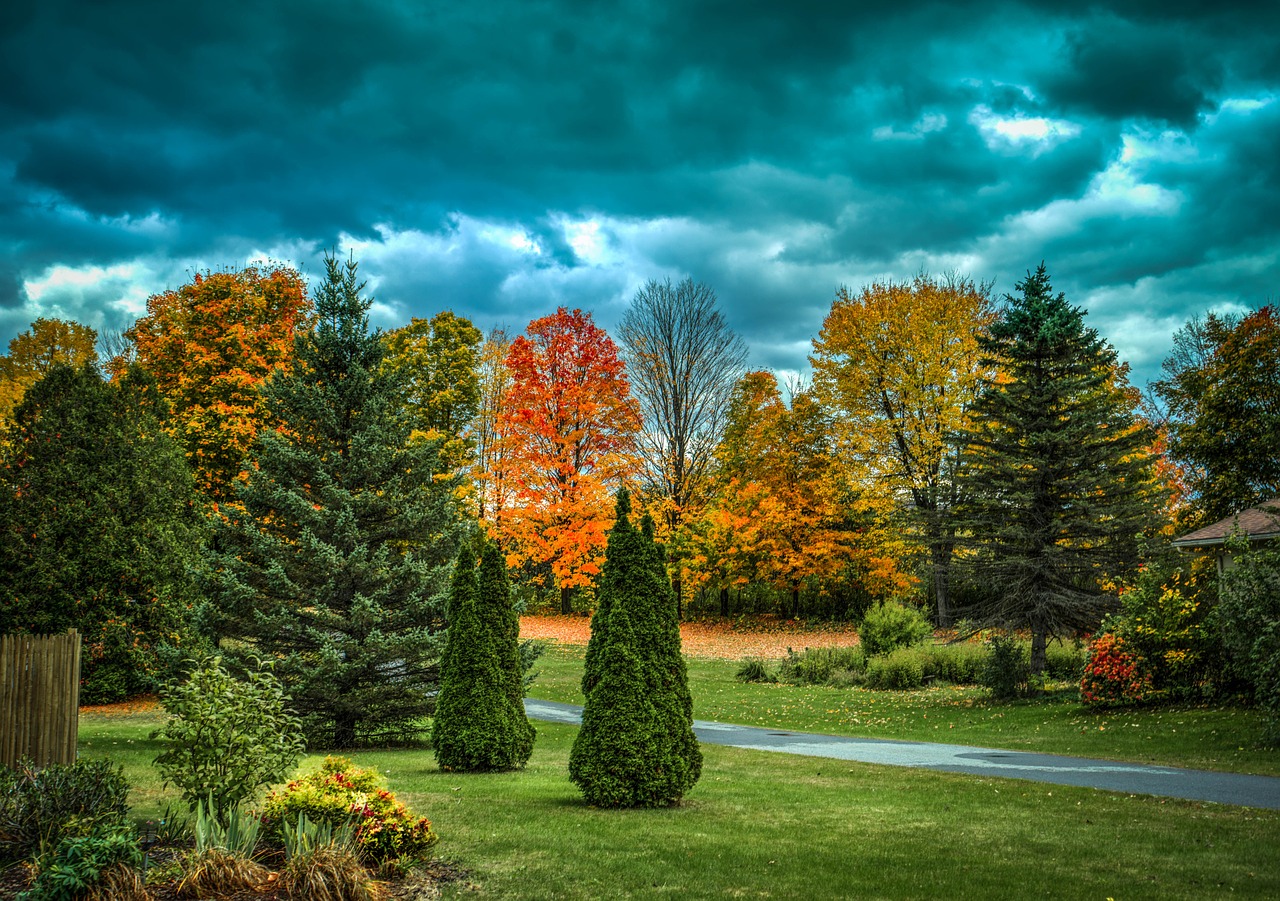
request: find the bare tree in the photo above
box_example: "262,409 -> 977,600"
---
475,327 -> 514,523
619,278 -> 748,617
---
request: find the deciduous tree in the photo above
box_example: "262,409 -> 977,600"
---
618,278 -> 747,615
0,318 -> 99,424
1153,307 -> 1280,525
496,308 -> 640,613
811,273 -> 996,625
958,265 -> 1158,676
475,327 -> 515,522
127,265 -> 311,503
207,255 -> 462,748
381,311 -> 483,477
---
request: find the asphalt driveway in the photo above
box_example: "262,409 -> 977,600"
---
524,698 -> 1280,810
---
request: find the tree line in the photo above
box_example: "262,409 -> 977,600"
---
1,254 -> 1276,736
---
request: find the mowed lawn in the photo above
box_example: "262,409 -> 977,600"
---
75,636 -> 1280,900
529,640 -> 1280,778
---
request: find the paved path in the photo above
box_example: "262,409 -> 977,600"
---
524,698 -> 1280,810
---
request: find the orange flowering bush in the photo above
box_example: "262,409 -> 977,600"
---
261,757 -> 437,864
1080,633 -> 1153,707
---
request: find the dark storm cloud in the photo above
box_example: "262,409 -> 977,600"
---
1,0 -> 1277,387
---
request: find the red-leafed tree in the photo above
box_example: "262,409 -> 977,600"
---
495,308 -> 641,613
127,265 -> 312,503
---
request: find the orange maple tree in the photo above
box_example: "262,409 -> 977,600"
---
686,371 -> 915,616
492,308 -> 640,613
127,265 -> 312,503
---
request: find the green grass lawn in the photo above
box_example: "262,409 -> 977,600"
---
528,643 -> 1280,777
79,708 -> 1280,900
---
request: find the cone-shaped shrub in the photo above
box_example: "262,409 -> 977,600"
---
432,539 -> 535,770
569,490 -> 701,806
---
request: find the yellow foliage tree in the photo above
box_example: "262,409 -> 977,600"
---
811,273 -> 996,625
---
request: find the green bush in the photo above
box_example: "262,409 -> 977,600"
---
982,633 -> 1030,700
777,646 -> 865,685
1046,641 -> 1088,682
17,822 -> 145,901
735,658 -> 777,683
864,648 -> 925,690
0,758 -> 130,862
152,655 -> 305,824
261,756 -> 438,865
1219,543 -> 1280,742
920,642 -> 987,685
859,600 -> 933,657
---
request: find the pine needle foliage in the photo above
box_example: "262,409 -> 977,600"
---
207,253 -> 463,748
958,264 -> 1158,675
570,489 -> 701,807
432,539 -> 535,771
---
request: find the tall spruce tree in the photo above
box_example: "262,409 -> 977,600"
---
207,254 -> 462,748
959,264 -> 1156,676
0,363 -> 204,702
433,538 -> 535,770
570,489 -> 701,807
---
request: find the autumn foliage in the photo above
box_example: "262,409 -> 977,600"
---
127,264 -> 311,502
493,308 -> 640,611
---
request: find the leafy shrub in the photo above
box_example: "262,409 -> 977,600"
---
152,655 -> 305,824
1045,641 -> 1088,682
261,757 -> 437,865
17,822 -> 145,901
777,646 -> 866,685
0,758 -> 129,862
864,648 -> 925,690
859,600 -> 932,657
982,633 -> 1030,700
1105,556 -> 1225,699
735,658 -> 777,683
919,643 -> 986,685
1080,633 -> 1153,708
1218,543 -> 1280,741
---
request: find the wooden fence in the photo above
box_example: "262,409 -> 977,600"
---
1,630 -> 81,769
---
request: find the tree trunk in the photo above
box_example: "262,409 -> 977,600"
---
334,712 -> 356,750
791,584 -> 800,619
560,585 -> 573,615
719,586 -> 730,618
931,540 -> 955,627
1029,626 -> 1048,684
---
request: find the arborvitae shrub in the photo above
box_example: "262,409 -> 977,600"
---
432,540 -> 535,771
859,600 -> 933,657
569,490 -> 701,807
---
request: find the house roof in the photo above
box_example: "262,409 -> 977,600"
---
1171,498 -> 1280,549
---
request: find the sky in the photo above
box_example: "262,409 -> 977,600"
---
2,0 -> 1278,389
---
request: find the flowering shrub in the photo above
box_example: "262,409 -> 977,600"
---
1114,559 -> 1223,699
1080,633 -> 1153,707
261,757 -> 437,864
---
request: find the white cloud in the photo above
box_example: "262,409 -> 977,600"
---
969,104 -> 1082,155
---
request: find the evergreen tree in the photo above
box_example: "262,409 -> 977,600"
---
432,539 -> 535,770
569,489 -> 701,807
207,254 -> 462,748
0,363 -> 204,702
958,265 -> 1157,676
